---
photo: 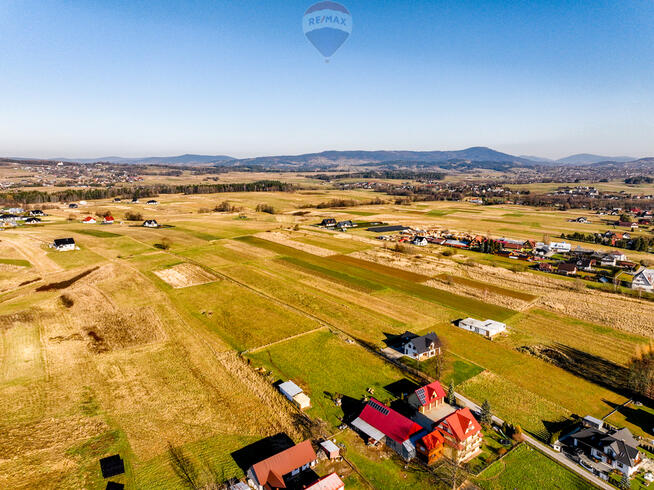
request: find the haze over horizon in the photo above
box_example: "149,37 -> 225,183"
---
1,0 -> 653,159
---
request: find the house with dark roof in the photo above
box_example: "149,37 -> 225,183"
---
569,425 -> 643,478
557,263 -> 577,276
143,219 -> 159,228
408,381 -> 446,414
25,217 -> 41,224
51,238 -> 76,251
435,408 -> 482,463
320,218 -> 336,227
351,398 -> 424,461
401,331 -> 441,361
246,440 -> 317,490
336,220 -> 356,229
29,209 -> 45,216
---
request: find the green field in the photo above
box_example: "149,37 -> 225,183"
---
247,330 -> 408,426
476,444 -> 595,490
0,258 -> 31,267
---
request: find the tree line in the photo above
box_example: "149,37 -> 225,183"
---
0,180 -> 295,205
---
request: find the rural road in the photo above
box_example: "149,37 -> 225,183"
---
454,393 -> 613,490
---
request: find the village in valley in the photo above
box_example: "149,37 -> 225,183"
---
1,163 -> 654,490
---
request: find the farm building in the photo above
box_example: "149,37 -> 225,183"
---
305,473 -> 344,490
51,238 -> 76,251
632,268 -> 654,292
401,331 -> 441,360
457,318 -> 506,339
408,381 -> 446,414
351,398 -> 424,461
143,219 -> 159,228
278,381 -> 311,410
246,439 -> 317,490
319,440 -> 340,460
82,216 -> 96,224
435,408 -> 483,464
320,218 -> 336,227
416,430 -> 445,465
102,215 -> 115,224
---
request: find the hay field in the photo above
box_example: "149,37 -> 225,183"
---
1,186 -> 653,487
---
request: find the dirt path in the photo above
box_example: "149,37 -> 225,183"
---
0,233 -> 62,274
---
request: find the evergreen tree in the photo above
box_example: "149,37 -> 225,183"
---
480,400 -> 492,427
446,380 -> 456,406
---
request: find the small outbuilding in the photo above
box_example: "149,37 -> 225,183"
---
458,318 -> 506,339
319,440 -> 340,460
278,381 -> 311,410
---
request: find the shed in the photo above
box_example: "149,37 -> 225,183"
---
319,440 -> 340,460
582,415 -> 604,430
293,392 -> 311,410
278,381 -> 303,401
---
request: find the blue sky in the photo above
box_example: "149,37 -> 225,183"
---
1,0 -> 653,159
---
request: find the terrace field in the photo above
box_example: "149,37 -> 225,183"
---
0,186 -> 652,488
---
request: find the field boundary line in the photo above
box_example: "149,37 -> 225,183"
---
245,325 -> 328,354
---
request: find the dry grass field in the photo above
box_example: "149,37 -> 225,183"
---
0,184 -> 653,488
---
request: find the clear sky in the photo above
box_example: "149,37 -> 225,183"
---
1,0 -> 653,159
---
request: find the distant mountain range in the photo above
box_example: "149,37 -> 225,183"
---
49,154 -> 234,165
5,147 -> 649,168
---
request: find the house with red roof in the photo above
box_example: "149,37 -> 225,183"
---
246,440 -> 317,490
351,398 -> 424,461
408,381 -> 446,414
416,429 -> 444,465
436,408 -> 483,463
82,216 -> 96,224
102,215 -> 115,224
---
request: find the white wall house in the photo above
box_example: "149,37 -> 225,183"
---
632,268 -> 654,292
458,318 -> 506,338
550,241 -> 572,253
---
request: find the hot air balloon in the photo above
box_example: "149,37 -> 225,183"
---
302,1 -> 352,61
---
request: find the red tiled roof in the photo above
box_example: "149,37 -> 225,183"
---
437,408 -> 481,443
414,381 -> 446,407
83,216 -> 94,221
359,399 -> 423,444
420,430 -> 445,451
251,440 -> 316,489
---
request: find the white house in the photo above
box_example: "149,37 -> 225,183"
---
143,219 -> 159,228
570,426 -> 643,479
550,241 -> 572,253
401,331 -> 441,360
51,238 -> 76,251
458,318 -> 506,338
632,268 -> 654,292
411,236 -> 428,246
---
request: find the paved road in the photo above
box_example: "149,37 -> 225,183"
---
454,393 -> 612,490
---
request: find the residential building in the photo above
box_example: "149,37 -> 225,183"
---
411,236 -> 428,246
408,381 -> 446,414
143,219 -> 159,228
416,430 -> 445,465
401,331 -> 441,360
435,408 -> 483,464
632,268 -> 654,292
320,218 -> 336,227
51,238 -> 76,251
29,209 -> 45,216
570,426 -> 643,479
550,241 -> 572,253
246,440 -> 317,490
146,199 -> 159,205
25,217 -> 41,224
351,398 -> 424,461
457,318 -> 506,339
102,215 -> 115,224
336,220 -> 356,229
557,263 -> 578,276
82,216 -> 96,224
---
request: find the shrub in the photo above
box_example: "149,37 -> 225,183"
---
214,200 -> 236,212
497,447 -> 508,457
393,243 -> 408,254
125,211 -> 143,221
441,249 -> 455,257
155,238 -> 172,250
59,294 -> 74,308
255,203 -> 276,214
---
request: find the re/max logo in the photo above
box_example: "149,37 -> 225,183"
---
307,15 -> 347,27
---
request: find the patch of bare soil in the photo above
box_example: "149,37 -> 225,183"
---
153,263 -> 217,288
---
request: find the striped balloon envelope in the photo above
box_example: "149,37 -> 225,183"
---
302,2 -> 352,60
